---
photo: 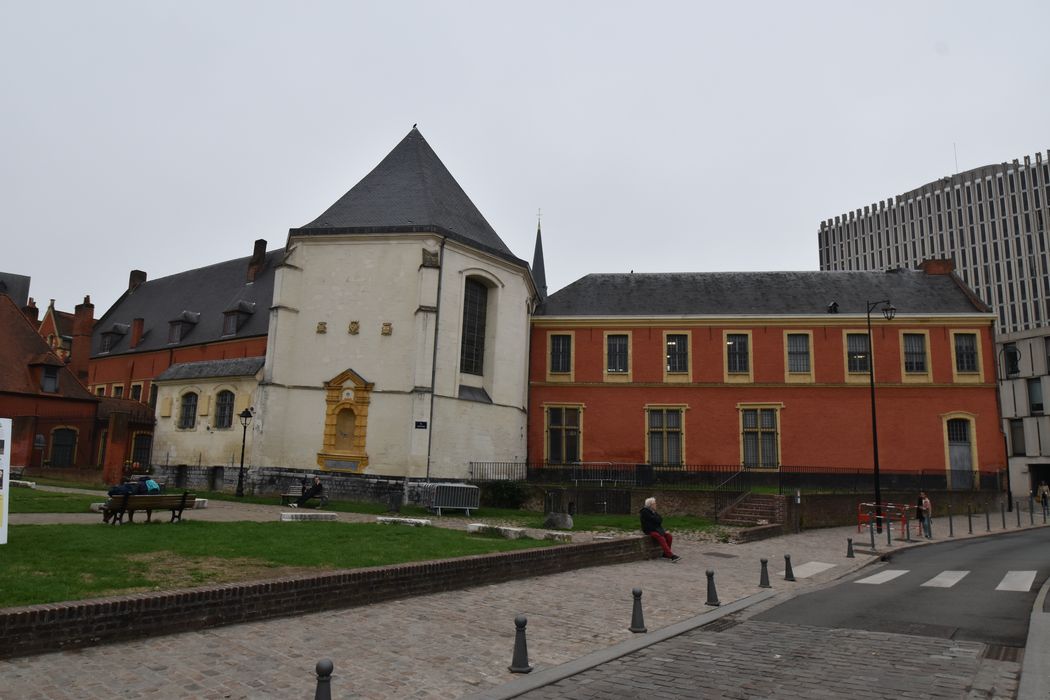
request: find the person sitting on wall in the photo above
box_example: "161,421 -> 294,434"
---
640,497 -> 680,562
290,476 -> 327,508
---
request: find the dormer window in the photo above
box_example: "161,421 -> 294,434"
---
167,310 -> 201,344
99,323 -> 128,353
41,366 -> 59,393
221,300 -> 255,337
101,334 -> 115,353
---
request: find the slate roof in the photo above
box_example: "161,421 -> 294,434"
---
292,128 -> 527,269
0,294 -> 95,400
0,272 -> 31,308
92,249 -> 283,357
155,357 -> 265,382
537,270 -> 990,317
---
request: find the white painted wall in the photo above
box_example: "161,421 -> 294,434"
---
153,377 -> 257,468
256,233 -> 532,477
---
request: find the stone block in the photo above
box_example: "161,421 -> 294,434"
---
280,512 -> 337,522
543,531 -> 573,542
375,516 -> 431,527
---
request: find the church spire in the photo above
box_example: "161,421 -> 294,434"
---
532,213 -> 547,301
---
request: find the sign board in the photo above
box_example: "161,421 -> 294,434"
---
0,418 -> 11,545
414,421 -> 428,429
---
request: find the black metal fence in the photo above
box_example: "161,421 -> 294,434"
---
468,461 -> 1002,495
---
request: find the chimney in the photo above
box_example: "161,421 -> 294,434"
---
129,270 -> 147,291
22,297 -> 39,324
130,317 -> 144,348
70,295 -> 94,383
247,239 -> 267,282
919,258 -> 955,276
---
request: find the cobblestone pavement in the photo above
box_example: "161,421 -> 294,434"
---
1,491 -> 1045,699
514,620 -> 1020,699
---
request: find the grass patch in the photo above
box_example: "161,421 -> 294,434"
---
0,520 -> 554,608
6,488 -> 102,514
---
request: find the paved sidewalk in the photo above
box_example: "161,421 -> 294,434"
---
3,489 -> 1046,699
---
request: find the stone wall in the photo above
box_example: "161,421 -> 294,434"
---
0,537 -> 659,660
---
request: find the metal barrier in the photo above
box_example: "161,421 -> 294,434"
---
857,501 -> 914,536
421,483 -> 480,515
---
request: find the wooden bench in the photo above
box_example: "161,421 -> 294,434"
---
280,484 -> 329,508
102,492 -> 197,525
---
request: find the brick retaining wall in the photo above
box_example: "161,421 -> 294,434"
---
0,537 -> 658,660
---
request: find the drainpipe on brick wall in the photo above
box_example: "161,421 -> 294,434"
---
424,238 -> 446,483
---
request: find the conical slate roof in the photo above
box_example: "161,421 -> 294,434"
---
292,128 -> 526,268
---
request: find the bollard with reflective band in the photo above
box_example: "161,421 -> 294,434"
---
629,588 -> 647,633
314,659 -> 333,700
508,615 -> 533,673
759,558 -> 771,588
846,538 -> 855,558
784,554 -> 796,582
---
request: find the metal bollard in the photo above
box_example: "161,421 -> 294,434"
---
1001,502 -> 1006,529
705,569 -> 721,606
967,505 -> 972,534
759,558 -> 772,587
1030,498 -> 1035,525
905,515 -> 911,542
314,659 -> 334,700
629,588 -> 647,633
846,538 -> 855,558
784,554 -> 796,582
1016,501 -> 1021,528
948,504 -> 954,537
508,615 -> 533,673
886,519 -> 892,546
869,517 -> 876,550
986,507 -> 991,532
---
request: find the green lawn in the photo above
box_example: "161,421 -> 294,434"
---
6,488 -> 102,513
0,521 -> 555,608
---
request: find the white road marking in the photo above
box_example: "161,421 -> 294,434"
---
855,569 -> 910,585
921,570 -> 970,588
780,561 -> 836,579
996,571 -> 1037,591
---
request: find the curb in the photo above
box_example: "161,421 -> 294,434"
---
1019,572 -> 1050,698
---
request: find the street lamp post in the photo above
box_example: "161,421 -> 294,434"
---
997,345 -> 1020,511
235,408 -> 253,498
866,299 -> 896,533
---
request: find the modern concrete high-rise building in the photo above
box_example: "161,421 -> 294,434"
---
818,150 -> 1050,501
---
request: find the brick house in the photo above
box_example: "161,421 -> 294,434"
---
528,261 -> 1005,487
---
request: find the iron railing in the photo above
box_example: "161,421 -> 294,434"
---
468,461 -> 1000,494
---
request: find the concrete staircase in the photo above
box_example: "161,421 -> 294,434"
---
719,493 -> 782,527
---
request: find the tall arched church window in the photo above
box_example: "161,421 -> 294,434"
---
215,390 -> 235,429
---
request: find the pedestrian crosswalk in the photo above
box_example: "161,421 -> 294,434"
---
854,569 -> 1039,591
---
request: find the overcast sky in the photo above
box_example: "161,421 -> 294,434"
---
3,1 -> 1048,313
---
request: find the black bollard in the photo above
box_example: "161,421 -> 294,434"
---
784,554 -> 796,582
1016,501 -> 1021,528
886,519 -> 892,546
1030,498 -> 1035,525
967,505 -> 972,534
905,514 -> 911,542
314,659 -> 333,700
869,517 -> 876,550
629,588 -> 647,633
508,615 -> 533,673
986,507 -> 991,532
705,569 -> 721,606
846,538 -> 855,558
759,558 -> 772,588
947,504 -> 953,537
1001,502 -> 1006,529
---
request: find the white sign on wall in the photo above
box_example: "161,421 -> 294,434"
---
0,417 -> 11,545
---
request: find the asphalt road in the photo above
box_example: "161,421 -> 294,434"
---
756,527 -> 1050,648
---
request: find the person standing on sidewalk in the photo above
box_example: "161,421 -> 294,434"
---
640,497 -> 680,562
1038,481 -> 1049,517
920,491 -> 933,538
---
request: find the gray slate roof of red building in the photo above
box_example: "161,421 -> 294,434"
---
292,128 -> 527,269
92,249 -> 283,357
537,269 -> 989,317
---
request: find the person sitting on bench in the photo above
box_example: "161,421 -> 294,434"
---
290,476 -> 324,508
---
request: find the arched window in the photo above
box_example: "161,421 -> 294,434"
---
178,392 -> 198,429
460,278 -> 489,375
215,390 -> 235,429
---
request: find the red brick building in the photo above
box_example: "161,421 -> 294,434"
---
529,262 -> 1004,487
